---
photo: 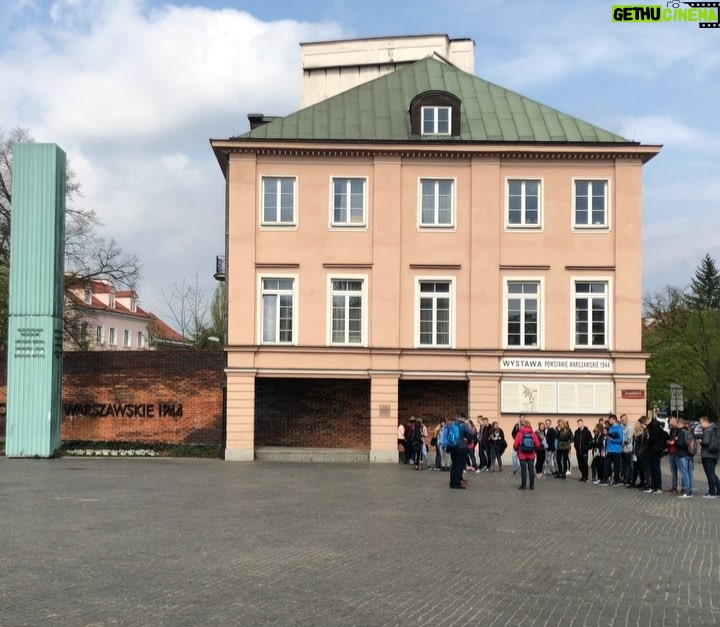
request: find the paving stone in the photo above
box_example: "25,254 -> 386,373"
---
1,458 -> 718,625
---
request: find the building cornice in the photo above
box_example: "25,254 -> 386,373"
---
211,139 -> 662,171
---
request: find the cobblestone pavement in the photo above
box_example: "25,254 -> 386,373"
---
1,457 -> 718,626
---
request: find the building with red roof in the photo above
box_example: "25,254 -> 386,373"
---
64,278 -> 189,350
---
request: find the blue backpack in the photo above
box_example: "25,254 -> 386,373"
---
520,433 -> 535,453
443,423 -> 460,450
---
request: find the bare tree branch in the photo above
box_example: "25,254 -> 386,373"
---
0,126 -> 142,350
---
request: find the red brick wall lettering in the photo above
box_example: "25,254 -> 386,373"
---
0,351 -> 224,446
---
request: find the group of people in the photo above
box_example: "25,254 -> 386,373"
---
398,412 -> 720,497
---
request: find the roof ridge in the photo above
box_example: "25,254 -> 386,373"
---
237,56 -> 631,144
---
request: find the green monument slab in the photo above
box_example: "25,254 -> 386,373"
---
5,143 -> 66,457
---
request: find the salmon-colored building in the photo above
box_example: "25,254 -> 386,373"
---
211,35 -> 660,462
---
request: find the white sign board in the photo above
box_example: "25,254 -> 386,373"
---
500,357 -> 612,372
501,381 -> 614,414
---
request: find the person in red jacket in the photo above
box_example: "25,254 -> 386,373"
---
513,419 -> 542,490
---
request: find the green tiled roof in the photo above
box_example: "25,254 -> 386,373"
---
240,57 -> 630,144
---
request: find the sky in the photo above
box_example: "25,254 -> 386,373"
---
1,0 -> 718,325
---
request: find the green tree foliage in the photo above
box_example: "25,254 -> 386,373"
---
0,127 -> 141,349
688,253 -> 720,309
644,255 -> 720,420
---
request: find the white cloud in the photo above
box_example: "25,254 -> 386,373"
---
0,0 -> 344,319
467,0 -> 720,89
644,219 -> 720,293
643,178 -> 720,293
616,115 -> 720,151
5,2 -> 340,141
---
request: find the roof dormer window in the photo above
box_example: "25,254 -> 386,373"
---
422,106 -> 451,135
109,293 -> 116,309
83,287 -> 92,305
410,90 -> 461,137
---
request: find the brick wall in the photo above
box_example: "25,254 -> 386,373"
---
398,380 -> 469,429
0,362 -> 469,450
0,351 -> 224,446
255,378 -> 370,449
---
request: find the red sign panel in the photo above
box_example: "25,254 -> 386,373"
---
621,389 -> 645,399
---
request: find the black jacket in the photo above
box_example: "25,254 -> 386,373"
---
645,418 -> 669,455
573,427 -> 593,455
545,427 -> 557,452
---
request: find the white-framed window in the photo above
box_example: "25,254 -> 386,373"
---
573,280 -> 609,348
574,180 -> 608,228
83,288 -> 92,304
138,331 -> 145,348
81,323 -> 88,342
421,106 -> 451,135
108,293 -> 116,308
416,278 -> 454,348
507,179 -> 541,228
109,327 -> 117,346
123,329 -> 131,348
505,280 -> 540,348
419,179 -> 454,227
328,276 -> 367,346
331,177 -> 366,226
130,297 -> 137,312
260,276 -> 296,344
96,325 -> 103,344
261,176 -> 296,225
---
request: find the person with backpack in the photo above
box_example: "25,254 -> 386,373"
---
513,419 -> 541,490
446,412 -> 473,489
699,416 -> 720,498
573,418 -> 593,483
674,417 -> 695,498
